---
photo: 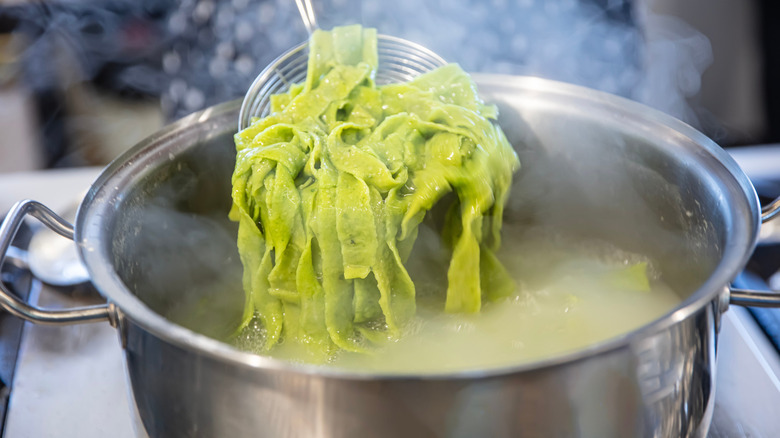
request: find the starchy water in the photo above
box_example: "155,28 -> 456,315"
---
235,223 -> 682,373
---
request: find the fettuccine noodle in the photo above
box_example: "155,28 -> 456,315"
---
230,25 -> 519,359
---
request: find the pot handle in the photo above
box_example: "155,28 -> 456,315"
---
732,198 -> 780,306
0,200 -> 117,326
729,289 -> 780,307
727,202 -> 780,307
761,197 -> 780,223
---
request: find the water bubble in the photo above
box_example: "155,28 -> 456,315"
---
168,12 -> 187,34
215,7 -> 235,30
232,0 -> 250,11
235,55 -> 255,76
258,2 -> 276,26
235,20 -> 254,43
209,58 -> 228,78
215,41 -> 235,60
184,88 -> 205,110
163,51 -> 181,74
169,79 -> 187,101
193,0 -> 216,25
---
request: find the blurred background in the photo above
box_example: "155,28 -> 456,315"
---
0,0 -> 775,173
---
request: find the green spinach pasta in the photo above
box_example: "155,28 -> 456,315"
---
230,25 -> 520,359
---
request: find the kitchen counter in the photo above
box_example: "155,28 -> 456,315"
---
1,162 -> 780,437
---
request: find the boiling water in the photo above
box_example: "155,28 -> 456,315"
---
234,224 -> 682,373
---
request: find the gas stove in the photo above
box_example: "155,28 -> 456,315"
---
1,152 -> 779,437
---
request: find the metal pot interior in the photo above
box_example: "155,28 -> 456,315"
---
107,122 -> 245,341
79,75 -> 759,365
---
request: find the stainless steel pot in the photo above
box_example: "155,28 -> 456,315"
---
2,75 -> 780,438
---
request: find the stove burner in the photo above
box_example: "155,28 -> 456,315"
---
0,218 -> 34,433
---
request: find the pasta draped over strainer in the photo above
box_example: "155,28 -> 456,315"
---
231,25 -> 519,359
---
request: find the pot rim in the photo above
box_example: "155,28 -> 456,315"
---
76,74 -> 761,380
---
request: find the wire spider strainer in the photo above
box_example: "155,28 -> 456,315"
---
238,2 -> 446,130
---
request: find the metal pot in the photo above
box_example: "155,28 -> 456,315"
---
2,75 -> 780,438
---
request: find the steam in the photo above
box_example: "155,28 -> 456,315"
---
53,0 -> 709,126
3,0 -> 716,169
633,3 -> 714,132
4,1 -> 719,336
111,157 -> 246,341
4,3 -> 168,167
10,3 -> 167,94
357,0 -> 713,131
155,0 -> 715,132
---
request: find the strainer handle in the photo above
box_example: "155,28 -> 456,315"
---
294,0 -> 363,34
295,0 -> 317,34
0,200 -> 117,326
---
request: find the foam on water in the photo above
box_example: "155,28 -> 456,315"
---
233,224 -> 682,373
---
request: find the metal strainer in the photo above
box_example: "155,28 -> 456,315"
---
238,0 -> 446,130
